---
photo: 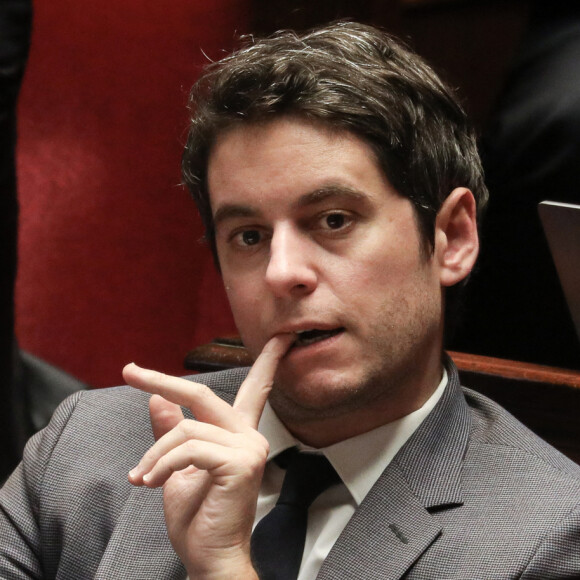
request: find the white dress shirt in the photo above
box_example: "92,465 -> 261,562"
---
255,369 -> 448,579
186,370 -> 447,579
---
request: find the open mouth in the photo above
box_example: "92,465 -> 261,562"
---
293,327 -> 344,347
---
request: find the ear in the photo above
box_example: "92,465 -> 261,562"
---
434,187 -> 479,287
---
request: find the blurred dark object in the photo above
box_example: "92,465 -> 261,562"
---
251,0 -> 529,132
2,349 -> 87,482
15,351 -> 87,436
1,0 -> 87,483
450,1 -> 580,369
1,0 -> 33,482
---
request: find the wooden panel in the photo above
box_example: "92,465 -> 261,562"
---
185,336 -> 253,373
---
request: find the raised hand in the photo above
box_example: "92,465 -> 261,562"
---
124,334 -> 294,578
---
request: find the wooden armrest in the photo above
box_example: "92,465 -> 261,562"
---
185,336 -> 252,372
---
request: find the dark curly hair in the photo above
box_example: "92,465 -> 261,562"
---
182,21 -> 488,266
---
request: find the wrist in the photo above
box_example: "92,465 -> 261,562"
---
186,564 -> 258,580
184,550 -> 258,580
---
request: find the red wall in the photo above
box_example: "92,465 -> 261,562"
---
15,0 -> 246,387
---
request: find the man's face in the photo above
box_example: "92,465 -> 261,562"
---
208,117 -> 444,433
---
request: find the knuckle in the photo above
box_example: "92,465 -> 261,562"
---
177,419 -> 197,437
142,447 -> 159,464
155,453 -> 170,473
247,430 -> 270,451
195,383 -> 215,404
153,370 -> 171,387
236,436 -> 269,472
246,453 -> 268,478
184,439 -> 198,453
255,379 -> 274,391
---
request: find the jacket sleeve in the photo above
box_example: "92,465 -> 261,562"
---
521,503 -> 580,579
0,390 -> 84,579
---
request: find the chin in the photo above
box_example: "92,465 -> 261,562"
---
276,365 -> 354,395
271,368 -> 371,417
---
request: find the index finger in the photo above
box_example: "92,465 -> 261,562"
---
234,333 -> 295,427
122,364 -> 246,431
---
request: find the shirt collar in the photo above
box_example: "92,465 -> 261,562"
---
258,368 -> 448,505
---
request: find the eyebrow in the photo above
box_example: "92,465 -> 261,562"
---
296,185 -> 368,207
213,204 -> 259,227
213,185 -> 369,227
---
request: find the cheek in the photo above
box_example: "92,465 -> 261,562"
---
345,247 -> 412,289
222,280 -> 265,349
346,248 -> 436,314
224,283 -> 253,321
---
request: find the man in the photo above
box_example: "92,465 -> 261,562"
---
1,21 -> 580,579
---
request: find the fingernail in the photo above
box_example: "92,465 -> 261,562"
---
125,362 -> 145,376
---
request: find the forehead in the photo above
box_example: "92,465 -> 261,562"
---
207,117 -> 395,216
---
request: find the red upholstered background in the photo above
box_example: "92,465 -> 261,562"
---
15,0 -> 246,387
13,0 -> 530,389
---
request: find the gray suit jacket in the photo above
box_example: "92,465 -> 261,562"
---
1,360 -> 580,579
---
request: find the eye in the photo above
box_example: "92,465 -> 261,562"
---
324,213 -> 346,229
231,229 -> 263,247
242,230 -> 261,245
318,211 -> 354,233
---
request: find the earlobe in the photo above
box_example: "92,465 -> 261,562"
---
435,187 -> 479,287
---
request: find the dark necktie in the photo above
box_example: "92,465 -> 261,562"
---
250,448 -> 341,580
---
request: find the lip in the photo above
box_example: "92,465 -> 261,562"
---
285,327 -> 346,356
274,321 -> 344,336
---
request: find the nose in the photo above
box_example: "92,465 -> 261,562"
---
265,225 -> 318,297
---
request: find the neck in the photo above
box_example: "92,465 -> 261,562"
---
275,360 -> 445,448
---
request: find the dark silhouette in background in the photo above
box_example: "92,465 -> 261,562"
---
1,0 -> 33,480
450,0 -> 580,369
0,0 -> 85,482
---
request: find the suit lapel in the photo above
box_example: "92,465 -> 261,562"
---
318,359 -> 471,580
317,463 -> 443,580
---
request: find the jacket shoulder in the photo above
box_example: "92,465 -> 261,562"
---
462,386 -> 580,478
0,367 -> 249,579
